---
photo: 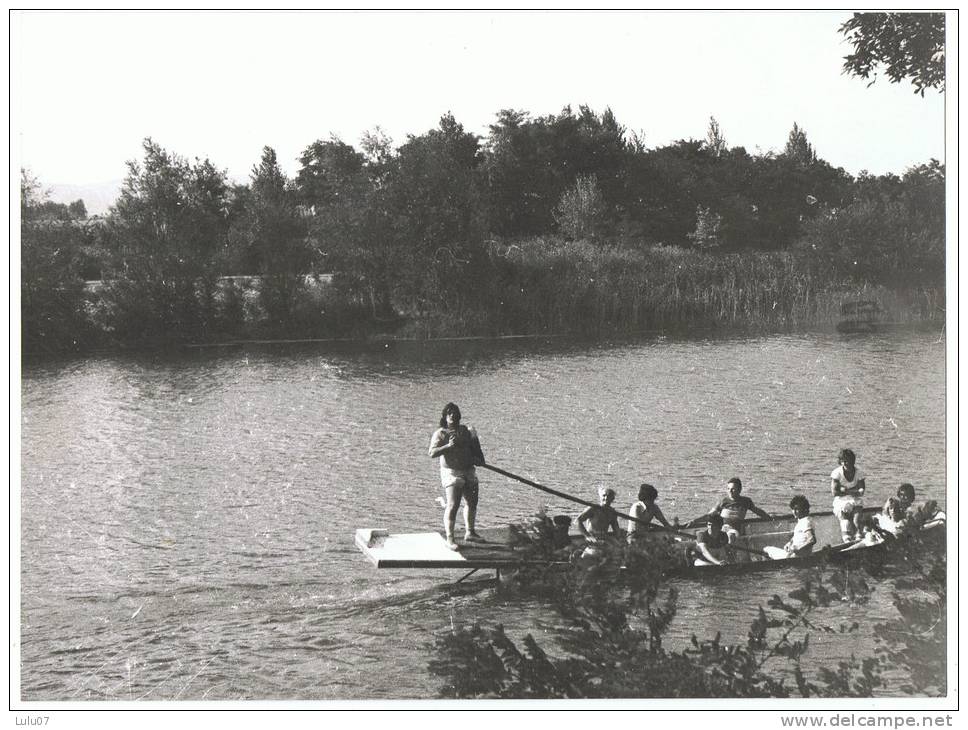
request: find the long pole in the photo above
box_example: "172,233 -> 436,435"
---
479,462 -> 773,559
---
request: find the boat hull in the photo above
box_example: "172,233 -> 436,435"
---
354,507 -> 945,579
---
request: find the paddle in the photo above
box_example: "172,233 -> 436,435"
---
479,463 -> 774,559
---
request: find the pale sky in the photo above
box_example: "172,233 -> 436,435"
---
11,10 -> 948,187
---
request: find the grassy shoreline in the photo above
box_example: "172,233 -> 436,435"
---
23,238 -> 945,359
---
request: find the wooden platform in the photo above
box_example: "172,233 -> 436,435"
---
354,525 -> 567,569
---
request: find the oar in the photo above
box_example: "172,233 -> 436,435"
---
480,463 -> 774,559
481,462 -> 687,534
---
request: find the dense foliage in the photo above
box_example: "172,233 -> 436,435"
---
21,103 -> 945,355
840,13 -> 946,95
20,172 -> 96,354
428,525 -> 945,699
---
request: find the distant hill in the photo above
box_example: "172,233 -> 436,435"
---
47,180 -> 123,216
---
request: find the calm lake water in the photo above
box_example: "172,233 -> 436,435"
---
19,331 -> 947,700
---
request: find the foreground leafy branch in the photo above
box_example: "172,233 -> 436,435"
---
429,531 -> 945,699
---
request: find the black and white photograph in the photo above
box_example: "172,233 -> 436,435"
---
11,8 -> 956,722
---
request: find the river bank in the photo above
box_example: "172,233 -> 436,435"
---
24,243 -> 945,361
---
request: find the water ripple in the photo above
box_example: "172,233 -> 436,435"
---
20,332 -> 947,699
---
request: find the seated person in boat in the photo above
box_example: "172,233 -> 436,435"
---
892,483 -> 946,524
691,513 -> 733,566
577,487 -> 621,559
578,487 -> 621,561
627,483 -> 673,545
782,495 -> 817,557
875,497 -> 908,536
896,483 -> 916,514
696,477 -> 772,544
894,482 -> 948,526
831,448 -> 866,542
518,512 -> 575,558
552,515 -> 573,550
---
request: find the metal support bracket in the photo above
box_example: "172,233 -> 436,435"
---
455,568 -> 480,584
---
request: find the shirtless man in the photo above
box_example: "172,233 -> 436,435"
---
577,487 -> 621,556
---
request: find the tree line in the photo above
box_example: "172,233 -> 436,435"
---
21,106 -> 944,356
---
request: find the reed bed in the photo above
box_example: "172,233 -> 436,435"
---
59,236 -> 945,351
424,237 -> 947,338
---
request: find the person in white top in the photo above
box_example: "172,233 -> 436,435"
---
830,448 -> 866,542
626,483 -> 673,545
875,497 -> 908,536
783,495 -> 817,557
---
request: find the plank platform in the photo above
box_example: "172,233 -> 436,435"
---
355,525 -> 566,569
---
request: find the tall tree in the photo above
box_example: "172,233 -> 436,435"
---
482,105 -> 631,237
705,116 -> 727,157
235,147 -> 310,328
381,113 -> 487,314
840,12 -> 945,95
359,126 -> 394,168
784,123 -> 817,165
296,136 -> 367,211
482,109 -> 539,236
295,137 -> 394,318
103,138 -> 230,340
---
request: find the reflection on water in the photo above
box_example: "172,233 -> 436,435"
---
20,331 -> 946,699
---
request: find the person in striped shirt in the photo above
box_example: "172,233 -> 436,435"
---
697,477 -> 773,545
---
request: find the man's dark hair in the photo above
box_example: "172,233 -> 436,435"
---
439,402 -> 462,429
789,494 -> 811,513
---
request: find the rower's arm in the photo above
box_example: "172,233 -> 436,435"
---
751,504 -> 772,520
576,508 -> 592,538
653,503 -> 672,529
690,504 -> 716,527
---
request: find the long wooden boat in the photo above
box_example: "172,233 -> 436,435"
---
674,507 -> 945,578
355,506 -> 945,582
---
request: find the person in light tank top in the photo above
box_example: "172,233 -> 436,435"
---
626,483 -> 673,545
830,448 -> 866,542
